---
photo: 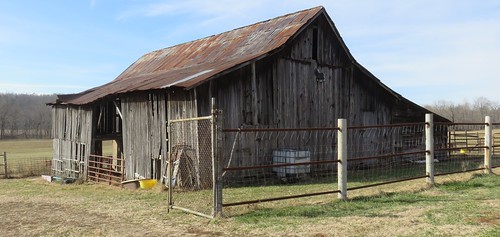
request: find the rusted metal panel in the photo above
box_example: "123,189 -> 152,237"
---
56,6 -> 324,105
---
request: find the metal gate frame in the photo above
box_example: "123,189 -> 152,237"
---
166,108 -> 223,218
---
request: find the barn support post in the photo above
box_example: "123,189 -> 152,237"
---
337,118 -> 347,201
2,152 -> 8,179
211,98 -> 223,218
484,116 -> 492,174
250,62 -> 258,125
425,113 -> 435,185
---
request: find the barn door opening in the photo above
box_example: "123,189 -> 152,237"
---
89,99 -> 124,184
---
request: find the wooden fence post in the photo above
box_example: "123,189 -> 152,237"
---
426,114 -> 435,185
484,116 -> 492,174
212,98 -> 223,217
337,118 -> 347,201
3,152 -> 8,179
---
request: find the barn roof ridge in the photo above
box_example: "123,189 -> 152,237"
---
138,6 -> 326,60
55,6 -> 326,105
53,5 -> 424,113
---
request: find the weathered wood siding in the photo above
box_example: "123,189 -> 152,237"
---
51,105 -> 93,178
206,16 -> 401,170
121,92 -> 167,180
168,89 -> 198,120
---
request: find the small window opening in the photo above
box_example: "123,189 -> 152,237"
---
312,27 -> 318,60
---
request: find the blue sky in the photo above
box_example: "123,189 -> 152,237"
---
1,0 -> 499,105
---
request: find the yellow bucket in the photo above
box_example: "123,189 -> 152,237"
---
139,179 -> 157,189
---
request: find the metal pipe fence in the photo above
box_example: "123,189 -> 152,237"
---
167,114 -> 498,218
87,154 -> 124,186
222,127 -> 339,212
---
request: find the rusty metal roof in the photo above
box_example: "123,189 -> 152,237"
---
57,6 -> 325,105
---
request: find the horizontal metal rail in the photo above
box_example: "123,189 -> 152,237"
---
87,165 -> 122,174
349,150 -> 427,162
169,116 -> 212,123
88,160 -> 124,167
348,122 -> 424,130
347,175 -> 429,191
89,154 -> 121,160
435,122 -> 487,126
87,174 -> 121,185
223,159 -> 338,172
171,205 -> 214,219
222,189 -> 341,207
222,127 -> 340,132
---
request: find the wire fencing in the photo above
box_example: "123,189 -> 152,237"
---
0,153 -> 51,178
167,115 -> 216,218
166,114 -> 498,218
346,123 -> 428,190
221,127 -> 340,213
434,123 -> 487,176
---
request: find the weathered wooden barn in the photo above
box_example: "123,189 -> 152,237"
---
50,6 -> 446,181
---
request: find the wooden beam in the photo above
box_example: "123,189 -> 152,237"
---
251,62 -> 258,125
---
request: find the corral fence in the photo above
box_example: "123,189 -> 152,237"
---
0,152 -> 52,179
167,113 -> 499,218
87,154 -> 125,185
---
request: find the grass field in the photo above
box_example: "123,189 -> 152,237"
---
0,139 -> 53,160
0,169 -> 498,236
0,139 -> 498,236
0,139 -> 117,160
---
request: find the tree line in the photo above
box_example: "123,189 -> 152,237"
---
0,93 -> 55,139
424,97 -> 500,123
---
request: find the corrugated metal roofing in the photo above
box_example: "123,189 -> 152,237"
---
57,6 -> 324,105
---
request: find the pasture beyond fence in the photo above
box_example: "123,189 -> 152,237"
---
166,113 -> 500,218
0,152 -> 52,179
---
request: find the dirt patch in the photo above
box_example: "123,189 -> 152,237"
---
476,212 -> 500,225
0,188 -> 225,237
0,200 -> 143,237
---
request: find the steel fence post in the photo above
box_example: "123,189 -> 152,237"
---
212,98 -> 223,217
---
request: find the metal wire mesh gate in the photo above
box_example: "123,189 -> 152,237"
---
166,113 -> 222,218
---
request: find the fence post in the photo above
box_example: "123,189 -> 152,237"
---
337,118 -> 347,201
2,152 -> 8,179
484,116 -> 492,174
212,98 -> 223,217
425,113 -> 435,185
166,122 -> 173,212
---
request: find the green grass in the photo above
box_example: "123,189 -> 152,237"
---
230,172 -> 499,236
0,139 -> 116,160
1,139 -> 499,236
0,139 -> 53,160
0,169 -> 498,236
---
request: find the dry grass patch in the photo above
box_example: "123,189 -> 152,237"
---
0,168 -> 498,237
